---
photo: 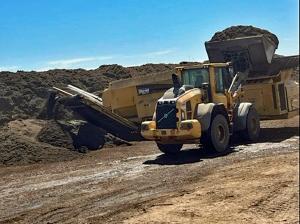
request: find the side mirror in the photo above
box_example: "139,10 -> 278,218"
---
201,82 -> 210,90
172,74 -> 181,89
172,73 -> 182,96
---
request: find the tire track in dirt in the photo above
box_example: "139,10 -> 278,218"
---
0,117 -> 298,223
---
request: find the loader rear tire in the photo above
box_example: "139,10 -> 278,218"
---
240,106 -> 260,142
156,143 -> 183,155
202,114 -> 230,153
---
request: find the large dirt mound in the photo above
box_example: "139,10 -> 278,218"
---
0,120 -> 82,166
209,25 -> 279,46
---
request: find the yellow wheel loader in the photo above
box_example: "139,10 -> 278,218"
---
141,64 -> 259,153
141,35 -> 298,154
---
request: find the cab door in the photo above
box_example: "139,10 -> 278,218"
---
209,66 -> 232,107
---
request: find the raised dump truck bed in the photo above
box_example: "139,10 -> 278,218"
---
52,85 -> 143,142
67,99 -> 143,141
101,71 -> 173,123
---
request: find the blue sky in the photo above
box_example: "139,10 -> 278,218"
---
0,0 -> 299,71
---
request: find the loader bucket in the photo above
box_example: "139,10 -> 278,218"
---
205,35 -> 278,74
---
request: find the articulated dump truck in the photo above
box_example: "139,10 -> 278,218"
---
51,35 -> 299,152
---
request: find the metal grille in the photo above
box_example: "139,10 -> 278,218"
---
156,102 -> 177,129
272,85 -> 277,109
278,84 -> 287,111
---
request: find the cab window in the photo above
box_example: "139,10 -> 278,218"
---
214,67 -> 233,93
182,68 -> 209,87
215,68 -> 224,93
222,68 -> 233,89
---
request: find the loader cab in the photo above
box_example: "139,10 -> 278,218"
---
179,63 -> 233,106
181,67 -> 210,88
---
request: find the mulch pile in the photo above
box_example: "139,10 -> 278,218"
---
209,25 -> 279,47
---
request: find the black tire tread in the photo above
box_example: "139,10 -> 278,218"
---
240,106 -> 260,142
202,114 -> 230,153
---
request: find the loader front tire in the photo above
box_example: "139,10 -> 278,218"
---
156,143 -> 182,155
202,114 -> 230,153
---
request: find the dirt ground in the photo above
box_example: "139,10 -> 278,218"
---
0,116 -> 298,224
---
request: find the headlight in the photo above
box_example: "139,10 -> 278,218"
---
141,121 -> 156,131
141,123 -> 149,131
180,122 -> 193,130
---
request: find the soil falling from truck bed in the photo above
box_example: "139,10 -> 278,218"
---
0,119 -> 82,166
209,25 -> 279,46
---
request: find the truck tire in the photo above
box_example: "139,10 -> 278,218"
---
241,106 -> 260,142
202,114 -> 230,153
156,143 -> 183,154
